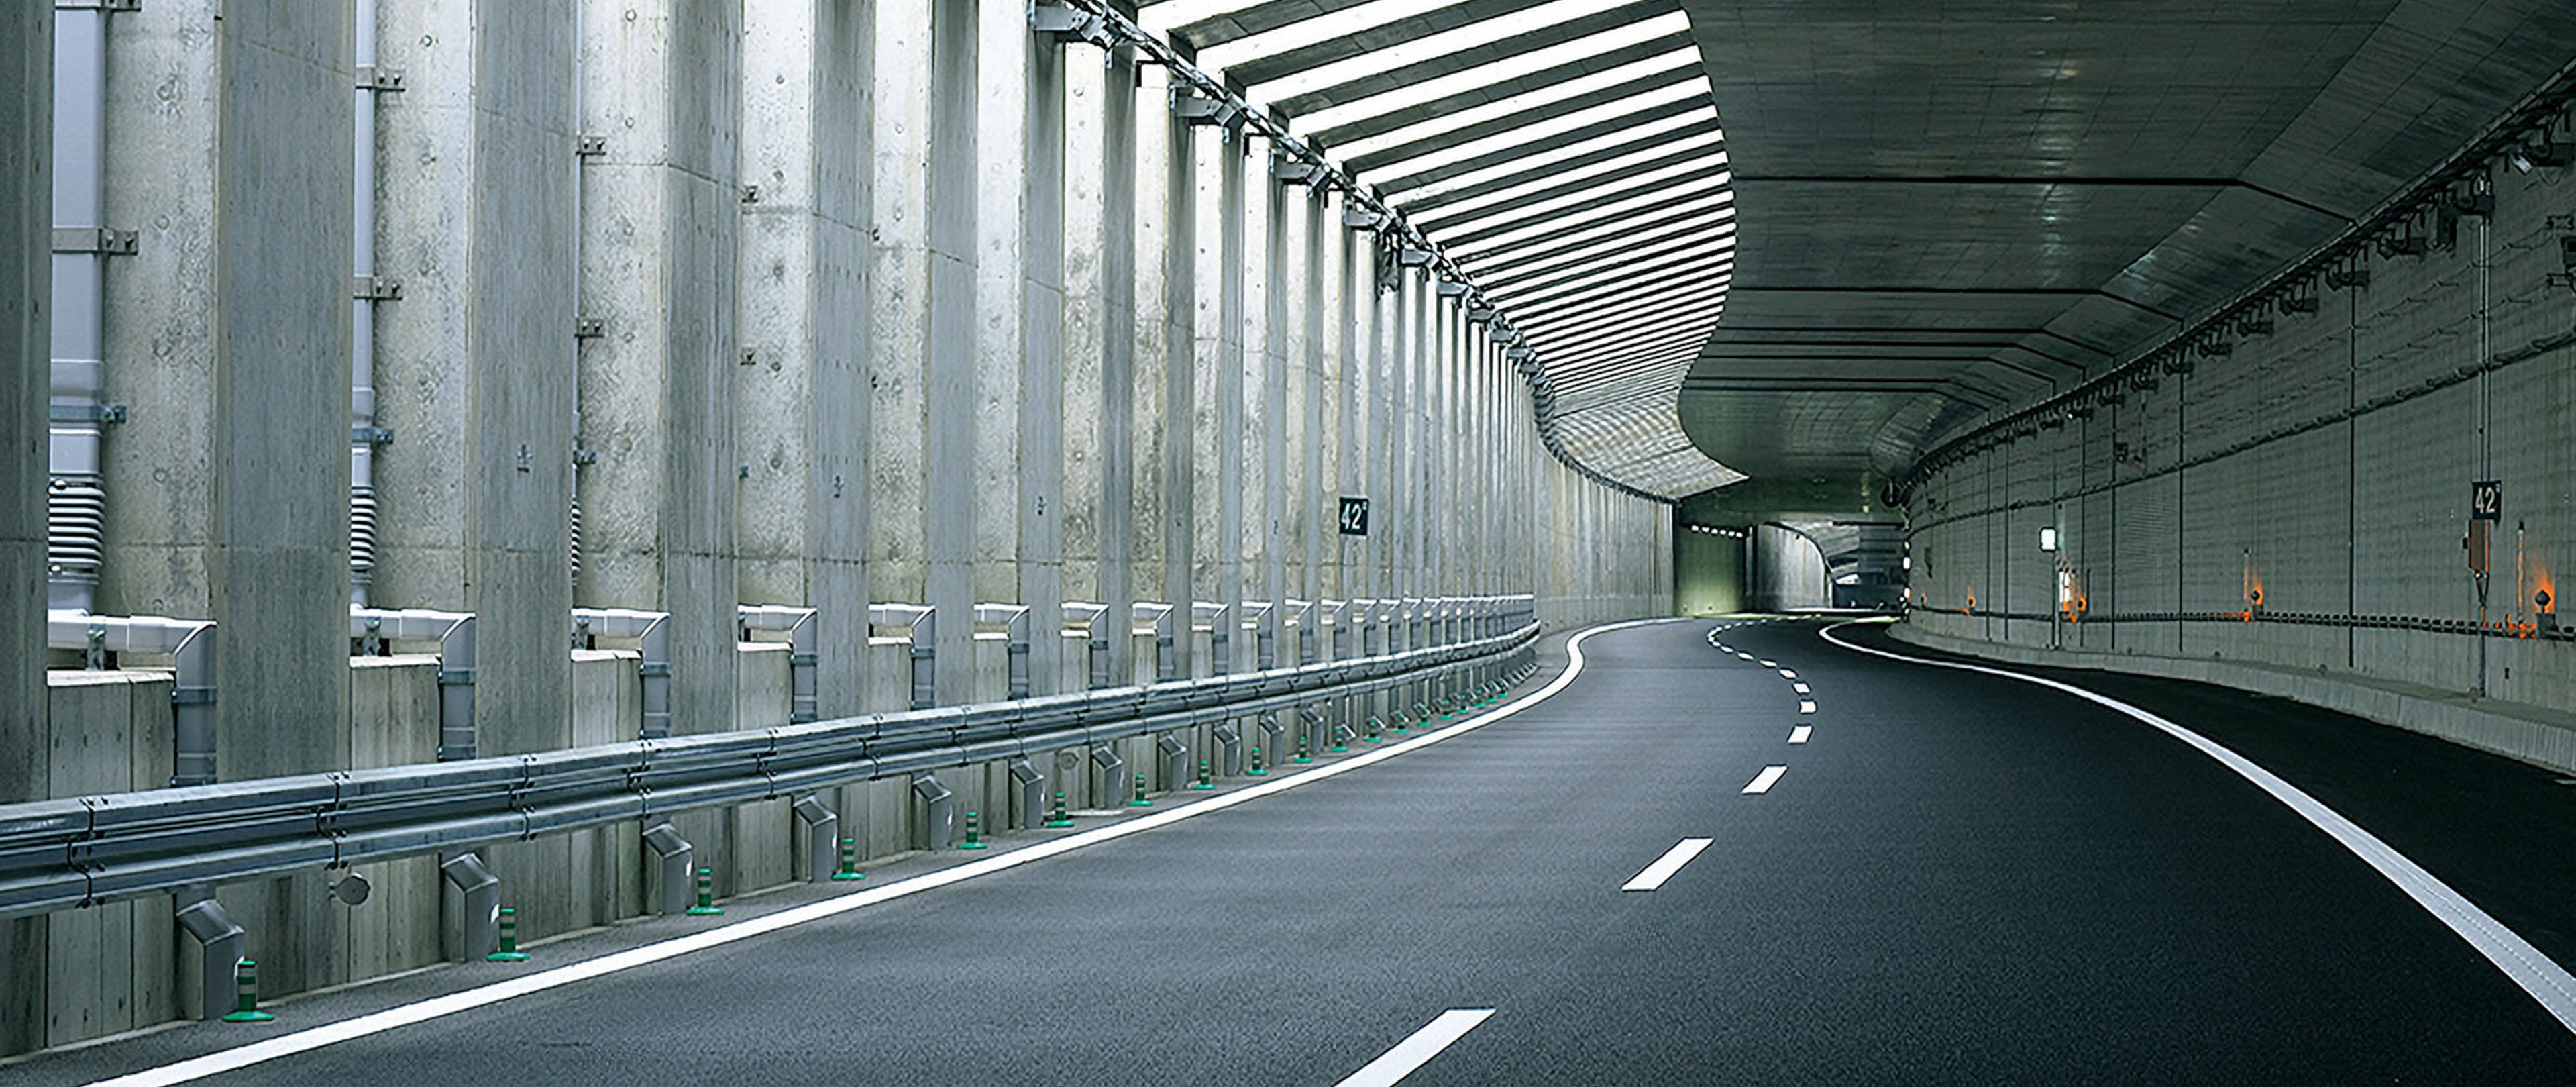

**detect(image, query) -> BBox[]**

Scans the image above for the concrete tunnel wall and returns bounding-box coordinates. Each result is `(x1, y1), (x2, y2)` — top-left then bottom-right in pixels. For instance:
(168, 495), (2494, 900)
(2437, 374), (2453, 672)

(0, 1), (1670, 1055)
(1902, 158), (2576, 774)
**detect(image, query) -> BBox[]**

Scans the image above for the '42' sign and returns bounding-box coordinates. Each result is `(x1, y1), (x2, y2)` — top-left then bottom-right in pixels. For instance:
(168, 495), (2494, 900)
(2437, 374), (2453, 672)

(1338, 496), (1370, 537)
(2471, 480), (2502, 521)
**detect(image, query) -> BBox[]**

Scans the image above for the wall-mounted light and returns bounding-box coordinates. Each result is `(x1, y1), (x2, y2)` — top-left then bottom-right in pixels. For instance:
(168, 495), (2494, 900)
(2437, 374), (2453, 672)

(2038, 526), (2058, 552)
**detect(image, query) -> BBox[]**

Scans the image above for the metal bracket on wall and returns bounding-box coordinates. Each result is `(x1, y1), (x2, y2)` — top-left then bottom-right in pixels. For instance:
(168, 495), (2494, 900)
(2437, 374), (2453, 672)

(352, 276), (403, 301)
(54, 0), (142, 11)
(52, 227), (136, 256)
(576, 135), (608, 157)
(575, 318), (606, 339)
(50, 403), (126, 425)
(354, 425), (394, 446)
(354, 66), (407, 92)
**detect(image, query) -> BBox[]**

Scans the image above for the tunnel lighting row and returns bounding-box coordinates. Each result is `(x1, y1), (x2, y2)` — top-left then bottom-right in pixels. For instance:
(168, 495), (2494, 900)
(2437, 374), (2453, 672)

(1072, 0), (1742, 501)
(1684, 523), (1748, 540)
(1888, 77), (2576, 506)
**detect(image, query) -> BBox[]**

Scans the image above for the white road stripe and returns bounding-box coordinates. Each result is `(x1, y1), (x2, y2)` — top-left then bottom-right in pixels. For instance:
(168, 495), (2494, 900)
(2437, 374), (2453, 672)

(1820, 621), (2576, 1038)
(1799, 700), (1816, 714)
(1737, 652), (1754, 660)
(1788, 725), (1812, 744)
(1621, 838), (1714, 892)
(1759, 659), (1777, 668)
(77, 623), (1678, 1087)
(1743, 765), (1787, 794)
(1778, 669), (1796, 678)
(1793, 682), (1810, 694)
(1335, 1008), (1497, 1087)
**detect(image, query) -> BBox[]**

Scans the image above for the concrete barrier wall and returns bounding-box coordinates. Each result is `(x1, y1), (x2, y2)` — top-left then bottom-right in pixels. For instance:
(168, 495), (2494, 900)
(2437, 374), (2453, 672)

(1903, 158), (2575, 768)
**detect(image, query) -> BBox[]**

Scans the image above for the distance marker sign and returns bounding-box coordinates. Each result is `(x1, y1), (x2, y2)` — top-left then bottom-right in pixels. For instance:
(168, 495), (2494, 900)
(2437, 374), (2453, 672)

(1338, 496), (1369, 537)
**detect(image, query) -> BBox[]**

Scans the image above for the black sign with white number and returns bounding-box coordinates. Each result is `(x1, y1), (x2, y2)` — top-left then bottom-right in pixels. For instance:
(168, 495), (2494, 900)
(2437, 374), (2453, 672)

(2471, 480), (2502, 521)
(1338, 496), (1370, 537)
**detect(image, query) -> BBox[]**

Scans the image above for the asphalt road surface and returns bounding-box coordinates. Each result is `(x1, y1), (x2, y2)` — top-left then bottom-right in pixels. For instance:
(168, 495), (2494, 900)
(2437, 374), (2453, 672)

(23, 617), (2576, 1086)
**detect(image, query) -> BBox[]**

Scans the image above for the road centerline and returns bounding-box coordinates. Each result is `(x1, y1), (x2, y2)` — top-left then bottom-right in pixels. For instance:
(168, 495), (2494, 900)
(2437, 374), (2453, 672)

(1621, 837), (1715, 892)
(1788, 725), (1812, 744)
(1334, 1008), (1497, 1087)
(1743, 765), (1788, 794)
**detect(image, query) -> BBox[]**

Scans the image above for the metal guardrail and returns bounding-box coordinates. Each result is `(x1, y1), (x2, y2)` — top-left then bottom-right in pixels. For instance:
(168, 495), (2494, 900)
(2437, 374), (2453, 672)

(1923, 607), (2569, 641)
(0, 615), (1540, 921)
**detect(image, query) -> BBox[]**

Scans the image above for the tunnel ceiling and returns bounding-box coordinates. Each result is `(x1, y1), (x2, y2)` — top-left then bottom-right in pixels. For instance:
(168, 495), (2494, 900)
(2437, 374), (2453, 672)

(1674, 0), (2576, 503)
(1138, 0), (1746, 499)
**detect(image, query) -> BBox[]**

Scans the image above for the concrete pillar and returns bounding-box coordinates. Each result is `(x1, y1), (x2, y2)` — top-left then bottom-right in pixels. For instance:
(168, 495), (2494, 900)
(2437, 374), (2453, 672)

(1059, 49), (1104, 614)
(869, 1), (931, 614)
(1152, 81), (1196, 670)
(577, 0), (740, 733)
(1257, 147), (1289, 649)
(922, 1), (978, 705)
(1195, 121), (1242, 667)
(1296, 185), (1324, 606)
(374, 0), (578, 756)
(736, 0), (873, 718)
(999, 8), (1067, 694)
(1, 3), (46, 809)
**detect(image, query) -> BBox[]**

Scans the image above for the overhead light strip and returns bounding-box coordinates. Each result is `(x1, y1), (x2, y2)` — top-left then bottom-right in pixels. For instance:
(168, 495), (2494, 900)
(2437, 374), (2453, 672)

(1293, 13), (1694, 135)
(1384, 107), (1716, 203)
(1248, 0), (1655, 108)
(1330, 47), (1704, 160)
(1424, 157), (1727, 240)
(1446, 171), (1731, 258)
(1194, 0), (1477, 75)
(1358, 78), (1711, 188)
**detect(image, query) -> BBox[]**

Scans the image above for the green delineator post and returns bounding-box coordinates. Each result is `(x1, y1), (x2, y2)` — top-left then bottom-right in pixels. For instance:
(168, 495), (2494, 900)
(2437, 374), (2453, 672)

(1328, 728), (1349, 754)
(833, 837), (866, 880)
(1293, 733), (1313, 764)
(1043, 791), (1076, 828)
(488, 907), (531, 962)
(221, 958), (274, 1023)
(1193, 758), (1216, 790)
(686, 867), (724, 915)
(1364, 716), (1384, 743)
(1392, 712), (1411, 735)
(958, 810), (989, 849)
(1129, 774), (1152, 807)
(1247, 746), (1267, 776)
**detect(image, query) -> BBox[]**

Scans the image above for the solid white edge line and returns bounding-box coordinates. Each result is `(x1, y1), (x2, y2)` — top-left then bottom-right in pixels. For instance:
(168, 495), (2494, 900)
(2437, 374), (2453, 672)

(1620, 837), (1715, 892)
(87, 619), (1684, 1087)
(1334, 1008), (1498, 1087)
(1818, 621), (2576, 1037)
(1788, 725), (1812, 744)
(1742, 765), (1787, 794)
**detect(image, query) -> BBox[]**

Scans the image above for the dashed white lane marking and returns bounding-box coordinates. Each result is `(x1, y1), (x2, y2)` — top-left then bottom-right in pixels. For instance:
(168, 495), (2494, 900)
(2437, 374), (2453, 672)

(1819, 621), (2576, 1038)
(1788, 725), (1813, 744)
(1621, 838), (1715, 892)
(1743, 766), (1788, 794)
(1737, 652), (1754, 661)
(1759, 659), (1777, 668)
(79, 623), (1680, 1087)
(1793, 682), (1811, 694)
(1778, 669), (1796, 678)
(1335, 1008), (1497, 1087)
(1798, 700), (1817, 715)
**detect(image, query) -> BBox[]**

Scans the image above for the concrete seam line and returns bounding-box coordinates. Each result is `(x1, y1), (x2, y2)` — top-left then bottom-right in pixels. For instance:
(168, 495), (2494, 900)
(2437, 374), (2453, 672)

(1819, 620), (2576, 1037)
(80, 617), (1680, 1087)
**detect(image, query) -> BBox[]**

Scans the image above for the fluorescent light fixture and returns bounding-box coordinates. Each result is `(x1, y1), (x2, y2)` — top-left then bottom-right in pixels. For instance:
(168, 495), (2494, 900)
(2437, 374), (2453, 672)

(1385, 108), (1716, 202)
(1294, 13), (1695, 136)
(1445, 171), (1731, 258)
(1195, 0), (1477, 76)
(1358, 78), (1711, 188)
(1422, 157), (1727, 239)
(1330, 48), (1703, 160)
(2039, 527), (2058, 552)
(1246, 0), (1639, 107)
(1413, 136), (1727, 226)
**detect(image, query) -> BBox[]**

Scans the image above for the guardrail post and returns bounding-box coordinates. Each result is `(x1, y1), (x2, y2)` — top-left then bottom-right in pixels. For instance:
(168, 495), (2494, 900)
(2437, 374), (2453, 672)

(976, 604), (1033, 698)
(739, 605), (822, 723)
(791, 794), (838, 884)
(1008, 758), (1046, 830)
(1061, 601), (1112, 689)
(1134, 602), (1175, 681)
(910, 773), (954, 850)
(641, 823), (695, 916)
(1089, 744), (1125, 809)
(176, 896), (246, 1021)
(1193, 601), (1230, 676)
(439, 852), (501, 960)
(1155, 732), (1187, 790)
(1212, 721), (1242, 776)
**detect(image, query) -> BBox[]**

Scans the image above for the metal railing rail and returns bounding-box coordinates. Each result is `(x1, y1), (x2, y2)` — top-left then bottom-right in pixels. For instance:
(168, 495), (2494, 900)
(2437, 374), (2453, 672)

(0, 618), (1540, 921)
